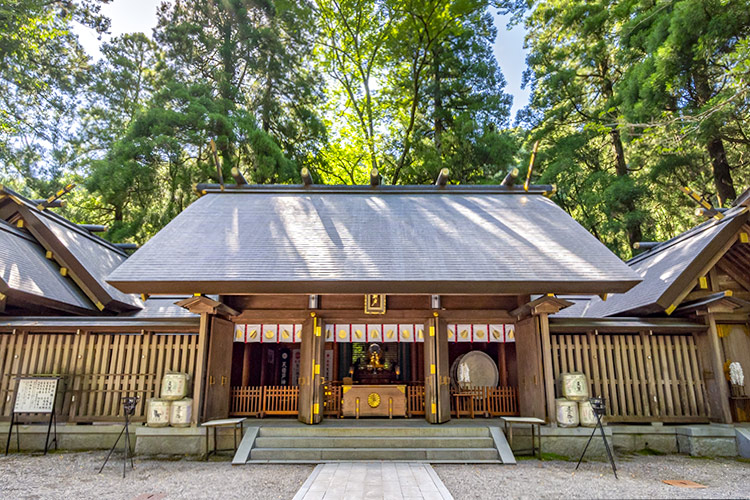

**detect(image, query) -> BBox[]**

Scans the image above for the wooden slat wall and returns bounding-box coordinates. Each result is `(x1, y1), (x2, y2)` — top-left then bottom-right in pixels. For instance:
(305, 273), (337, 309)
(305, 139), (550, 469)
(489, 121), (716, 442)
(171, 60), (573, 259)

(551, 333), (708, 422)
(0, 331), (199, 422)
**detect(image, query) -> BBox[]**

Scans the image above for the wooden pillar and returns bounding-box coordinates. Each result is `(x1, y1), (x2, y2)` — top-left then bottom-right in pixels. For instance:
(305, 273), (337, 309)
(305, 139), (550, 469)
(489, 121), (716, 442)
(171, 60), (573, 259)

(515, 317), (545, 419)
(411, 342), (418, 382)
(538, 313), (557, 424)
(192, 313), (210, 424)
(298, 315), (326, 424)
(202, 316), (234, 421)
(694, 314), (732, 423)
(241, 343), (252, 386)
(498, 343), (508, 387)
(424, 315), (450, 423)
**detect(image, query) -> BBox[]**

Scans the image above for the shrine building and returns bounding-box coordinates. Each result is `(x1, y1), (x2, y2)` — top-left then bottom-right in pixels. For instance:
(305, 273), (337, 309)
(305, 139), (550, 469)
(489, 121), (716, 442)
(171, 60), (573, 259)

(106, 180), (640, 424)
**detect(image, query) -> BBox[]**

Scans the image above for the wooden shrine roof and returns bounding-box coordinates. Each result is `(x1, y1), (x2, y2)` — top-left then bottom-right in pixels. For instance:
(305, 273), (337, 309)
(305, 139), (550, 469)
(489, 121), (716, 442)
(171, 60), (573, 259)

(558, 204), (750, 317)
(108, 184), (641, 295)
(0, 185), (142, 314)
(0, 219), (94, 314)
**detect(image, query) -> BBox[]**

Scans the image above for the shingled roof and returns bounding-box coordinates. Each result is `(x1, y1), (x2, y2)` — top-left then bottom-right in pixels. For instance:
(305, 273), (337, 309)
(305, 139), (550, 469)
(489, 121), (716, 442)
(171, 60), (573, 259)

(0, 185), (142, 314)
(108, 184), (641, 295)
(0, 220), (94, 314)
(558, 204), (750, 317)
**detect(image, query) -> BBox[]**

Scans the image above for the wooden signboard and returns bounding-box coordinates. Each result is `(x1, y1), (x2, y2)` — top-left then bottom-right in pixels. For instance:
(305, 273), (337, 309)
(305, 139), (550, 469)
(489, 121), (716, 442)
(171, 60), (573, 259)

(14, 378), (59, 413)
(5, 377), (61, 455)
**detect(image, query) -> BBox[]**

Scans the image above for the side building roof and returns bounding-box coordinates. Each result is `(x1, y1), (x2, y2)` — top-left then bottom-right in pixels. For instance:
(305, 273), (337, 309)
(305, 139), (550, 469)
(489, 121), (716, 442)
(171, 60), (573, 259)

(0, 220), (94, 314)
(0, 185), (142, 314)
(558, 204), (750, 317)
(108, 184), (641, 295)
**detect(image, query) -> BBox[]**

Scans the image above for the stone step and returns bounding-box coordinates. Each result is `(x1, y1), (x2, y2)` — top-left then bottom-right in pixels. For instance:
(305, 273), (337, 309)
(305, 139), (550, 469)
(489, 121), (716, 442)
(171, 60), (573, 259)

(250, 447), (500, 461)
(257, 426), (491, 438)
(245, 459), (504, 464)
(254, 436), (496, 449)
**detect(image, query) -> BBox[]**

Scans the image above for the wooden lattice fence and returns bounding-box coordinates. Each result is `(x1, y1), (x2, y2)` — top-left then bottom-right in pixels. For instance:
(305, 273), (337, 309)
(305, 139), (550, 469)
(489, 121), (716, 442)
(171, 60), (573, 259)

(551, 332), (709, 422)
(0, 331), (199, 422)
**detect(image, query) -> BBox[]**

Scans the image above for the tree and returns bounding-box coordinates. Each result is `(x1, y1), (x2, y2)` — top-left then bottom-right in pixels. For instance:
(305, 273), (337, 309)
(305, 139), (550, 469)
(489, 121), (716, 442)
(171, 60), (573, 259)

(515, 0), (646, 253)
(620, 0), (750, 205)
(0, 0), (109, 195)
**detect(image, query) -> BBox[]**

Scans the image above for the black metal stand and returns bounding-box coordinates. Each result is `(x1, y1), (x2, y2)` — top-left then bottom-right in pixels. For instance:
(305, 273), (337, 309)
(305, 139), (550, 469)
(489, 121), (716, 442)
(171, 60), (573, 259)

(98, 397), (137, 478)
(575, 398), (617, 479)
(5, 399), (58, 456)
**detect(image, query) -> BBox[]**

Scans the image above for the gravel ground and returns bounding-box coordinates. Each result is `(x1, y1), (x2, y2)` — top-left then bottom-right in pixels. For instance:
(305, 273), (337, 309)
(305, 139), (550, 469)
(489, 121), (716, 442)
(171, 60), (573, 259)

(1, 452), (748, 499)
(435, 455), (750, 500)
(0, 451), (313, 500)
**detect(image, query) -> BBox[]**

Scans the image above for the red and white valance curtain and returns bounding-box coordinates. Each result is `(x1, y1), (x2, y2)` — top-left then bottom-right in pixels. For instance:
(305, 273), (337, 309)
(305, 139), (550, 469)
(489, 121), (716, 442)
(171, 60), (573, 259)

(234, 323), (515, 343)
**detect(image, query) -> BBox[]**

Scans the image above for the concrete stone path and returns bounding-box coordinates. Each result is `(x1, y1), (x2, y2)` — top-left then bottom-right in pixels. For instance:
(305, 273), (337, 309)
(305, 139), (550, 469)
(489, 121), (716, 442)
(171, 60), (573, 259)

(292, 462), (454, 500)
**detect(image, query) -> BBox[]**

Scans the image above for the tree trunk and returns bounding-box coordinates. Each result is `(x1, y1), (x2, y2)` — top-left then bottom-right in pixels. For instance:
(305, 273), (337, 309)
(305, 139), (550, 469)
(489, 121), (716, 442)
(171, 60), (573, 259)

(707, 137), (736, 205)
(610, 128), (642, 248)
(432, 47), (443, 156)
(694, 68), (736, 204)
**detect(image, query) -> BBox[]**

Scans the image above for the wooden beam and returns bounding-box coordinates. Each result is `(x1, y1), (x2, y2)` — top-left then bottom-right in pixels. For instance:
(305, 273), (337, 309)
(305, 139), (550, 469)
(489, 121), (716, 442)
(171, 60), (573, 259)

(660, 225), (745, 313)
(78, 224), (107, 233)
(32, 199), (65, 208)
(37, 184), (74, 211)
(15, 204), (113, 311)
(369, 168), (380, 187)
(511, 295), (574, 320)
(697, 313), (733, 423)
(538, 313), (556, 424)
(301, 167), (313, 186)
(192, 312), (210, 424)
(175, 296), (239, 317)
(435, 168), (450, 187)
(501, 168), (519, 187)
(230, 167), (248, 185)
(717, 259), (750, 293)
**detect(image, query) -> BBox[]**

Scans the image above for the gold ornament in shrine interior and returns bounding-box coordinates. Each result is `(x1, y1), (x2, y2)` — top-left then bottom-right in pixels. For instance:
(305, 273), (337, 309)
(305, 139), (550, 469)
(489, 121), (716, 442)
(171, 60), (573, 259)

(367, 392), (381, 408)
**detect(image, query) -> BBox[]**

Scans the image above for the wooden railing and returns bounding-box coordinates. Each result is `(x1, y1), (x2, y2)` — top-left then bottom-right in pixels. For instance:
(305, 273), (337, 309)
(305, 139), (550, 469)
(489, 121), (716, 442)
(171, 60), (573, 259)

(0, 331), (199, 422)
(450, 386), (519, 417)
(551, 332), (709, 422)
(230, 386), (263, 416)
(324, 384), (342, 417)
(407, 384), (425, 416)
(263, 386), (298, 416)
(230, 386), (299, 417)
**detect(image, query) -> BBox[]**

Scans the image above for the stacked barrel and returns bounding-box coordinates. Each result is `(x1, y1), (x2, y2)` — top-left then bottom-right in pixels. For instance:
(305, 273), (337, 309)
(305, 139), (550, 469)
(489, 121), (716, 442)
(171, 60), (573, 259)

(147, 372), (193, 427)
(556, 372), (597, 427)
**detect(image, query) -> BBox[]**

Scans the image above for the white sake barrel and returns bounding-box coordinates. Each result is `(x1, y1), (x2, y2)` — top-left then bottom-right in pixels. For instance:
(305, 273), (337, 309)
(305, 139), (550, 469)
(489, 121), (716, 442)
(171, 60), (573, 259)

(561, 372), (589, 401)
(578, 400), (597, 427)
(161, 372), (189, 400)
(147, 398), (171, 427)
(556, 398), (579, 427)
(170, 398), (192, 427)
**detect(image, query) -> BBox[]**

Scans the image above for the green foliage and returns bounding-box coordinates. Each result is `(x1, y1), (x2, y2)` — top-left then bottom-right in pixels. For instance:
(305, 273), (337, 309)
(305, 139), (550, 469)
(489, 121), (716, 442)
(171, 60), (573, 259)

(2, 0), (749, 256)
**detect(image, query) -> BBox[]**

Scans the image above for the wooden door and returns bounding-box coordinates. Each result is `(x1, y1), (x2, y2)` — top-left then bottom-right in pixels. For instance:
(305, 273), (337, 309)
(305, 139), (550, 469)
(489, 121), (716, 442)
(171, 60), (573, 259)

(298, 316), (326, 424)
(515, 317), (545, 419)
(424, 317), (450, 423)
(202, 316), (234, 421)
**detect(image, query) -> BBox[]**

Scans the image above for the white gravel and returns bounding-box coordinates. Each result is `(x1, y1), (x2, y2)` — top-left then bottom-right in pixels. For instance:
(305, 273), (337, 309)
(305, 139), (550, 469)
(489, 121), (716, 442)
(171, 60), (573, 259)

(434, 455), (750, 499)
(1, 452), (748, 499)
(0, 451), (313, 500)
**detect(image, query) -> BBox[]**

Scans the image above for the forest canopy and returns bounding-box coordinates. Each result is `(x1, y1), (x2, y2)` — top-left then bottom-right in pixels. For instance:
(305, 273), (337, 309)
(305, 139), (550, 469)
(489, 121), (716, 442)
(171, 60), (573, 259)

(2, 0), (749, 258)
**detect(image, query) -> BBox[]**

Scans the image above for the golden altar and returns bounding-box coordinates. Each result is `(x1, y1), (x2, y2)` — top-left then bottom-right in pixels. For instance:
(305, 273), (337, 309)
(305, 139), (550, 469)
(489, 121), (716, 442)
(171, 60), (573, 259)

(342, 385), (407, 418)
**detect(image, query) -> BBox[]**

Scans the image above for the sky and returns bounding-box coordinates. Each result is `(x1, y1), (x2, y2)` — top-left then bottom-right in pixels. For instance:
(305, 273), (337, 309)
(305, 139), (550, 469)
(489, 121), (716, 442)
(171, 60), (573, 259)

(75, 1), (530, 118)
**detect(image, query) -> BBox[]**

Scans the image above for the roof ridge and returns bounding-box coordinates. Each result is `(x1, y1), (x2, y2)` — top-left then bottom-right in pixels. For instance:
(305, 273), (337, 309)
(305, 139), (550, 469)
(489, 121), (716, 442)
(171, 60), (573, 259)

(0, 185), (128, 257)
(627, 206), (748, 265)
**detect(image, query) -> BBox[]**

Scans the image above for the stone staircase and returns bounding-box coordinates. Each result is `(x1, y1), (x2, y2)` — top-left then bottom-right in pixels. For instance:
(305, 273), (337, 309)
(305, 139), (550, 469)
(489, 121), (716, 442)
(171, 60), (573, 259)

(233, 425), (515, 464)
